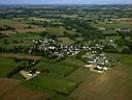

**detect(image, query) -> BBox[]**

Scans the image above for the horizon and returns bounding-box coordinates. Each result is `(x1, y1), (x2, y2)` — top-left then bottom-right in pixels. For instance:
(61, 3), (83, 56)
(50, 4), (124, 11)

(0, 0), (132, 5)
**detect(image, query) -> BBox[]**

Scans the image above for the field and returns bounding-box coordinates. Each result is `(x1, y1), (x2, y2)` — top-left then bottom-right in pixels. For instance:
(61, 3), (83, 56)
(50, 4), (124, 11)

(0, 5), (132, 100)
(46, 27), (65, 36)
(57, 37), (75, 44)
(93, 21), (132, 29)
(0, 19), (46, 34)
(36, 59), (77, 77)
(0, 33), (44, 49)
(0, 57), (18, 77)
(91, 18), (132, 35)
(0, 78), (48, 100)
(67, 53), (132, 100)
(0, 78), (20, 96)
(23, 75), (78, 95)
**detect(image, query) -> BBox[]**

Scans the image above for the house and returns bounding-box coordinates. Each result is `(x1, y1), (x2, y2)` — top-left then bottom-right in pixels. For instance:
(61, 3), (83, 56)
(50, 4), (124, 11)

(20, 69), (40, 80)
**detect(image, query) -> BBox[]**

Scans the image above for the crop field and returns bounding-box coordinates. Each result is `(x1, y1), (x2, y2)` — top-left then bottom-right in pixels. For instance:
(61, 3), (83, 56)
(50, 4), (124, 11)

(61, 57), (85, 68)
(0, 78), (20, 96)
(35, 59), (77, 77)
(23, 75), (78, 95)
(0, 78), (48, 100)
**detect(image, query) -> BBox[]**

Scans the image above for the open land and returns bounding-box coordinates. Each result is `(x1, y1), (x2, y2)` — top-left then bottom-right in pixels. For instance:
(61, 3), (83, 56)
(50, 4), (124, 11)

(0, 5), (132, 100)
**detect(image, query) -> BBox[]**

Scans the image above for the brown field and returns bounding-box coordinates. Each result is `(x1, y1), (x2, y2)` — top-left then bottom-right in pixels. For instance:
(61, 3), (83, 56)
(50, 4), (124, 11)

(0, 78), (49, 100)
(68, 66), (132, 100)
(0, 53), (42, 61)
(1, 87), (49, 100)
(0, 78), (20, 96)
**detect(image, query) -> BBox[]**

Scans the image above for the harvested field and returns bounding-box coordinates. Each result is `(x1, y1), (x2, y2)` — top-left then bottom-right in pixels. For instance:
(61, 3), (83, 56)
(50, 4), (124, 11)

(1, 87), (49, 100)
(69, 66), (132, 100)
(0, 78), (20, 96)
(0, 78), (49, 100)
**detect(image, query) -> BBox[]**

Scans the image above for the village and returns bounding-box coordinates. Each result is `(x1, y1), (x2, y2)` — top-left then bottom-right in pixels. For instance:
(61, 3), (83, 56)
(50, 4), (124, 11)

(20, 38), (113, 79)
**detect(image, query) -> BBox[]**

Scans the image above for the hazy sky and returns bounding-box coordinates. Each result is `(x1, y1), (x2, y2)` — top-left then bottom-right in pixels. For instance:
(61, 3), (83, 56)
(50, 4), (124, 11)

(0, 0), (131, 5)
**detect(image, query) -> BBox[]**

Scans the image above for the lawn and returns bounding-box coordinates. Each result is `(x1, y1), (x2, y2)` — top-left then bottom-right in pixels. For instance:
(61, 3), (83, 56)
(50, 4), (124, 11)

(23, 74), (78, 95)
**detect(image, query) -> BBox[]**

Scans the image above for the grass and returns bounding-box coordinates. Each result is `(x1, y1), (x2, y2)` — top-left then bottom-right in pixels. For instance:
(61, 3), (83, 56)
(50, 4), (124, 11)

(0, 57), (18, 77)
(66, 68), (94, 82)
(57, 37), (74, 44)
(61, 57), (85, 68)
(46, 27), (65, 36)
(23, 74), (78, 95)
(35, 59), (76, 77)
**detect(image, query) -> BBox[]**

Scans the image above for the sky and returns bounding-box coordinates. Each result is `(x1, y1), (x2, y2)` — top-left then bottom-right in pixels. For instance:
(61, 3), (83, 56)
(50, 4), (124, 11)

(0, 0), (131, 5)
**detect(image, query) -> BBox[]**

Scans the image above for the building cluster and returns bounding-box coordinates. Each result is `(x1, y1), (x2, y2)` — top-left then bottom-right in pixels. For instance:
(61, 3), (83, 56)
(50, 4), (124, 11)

(29, 39), (90, 58)
(20, 68), (40, 80)
(84, 49), (111, 73)
(28, 38), (112, 73)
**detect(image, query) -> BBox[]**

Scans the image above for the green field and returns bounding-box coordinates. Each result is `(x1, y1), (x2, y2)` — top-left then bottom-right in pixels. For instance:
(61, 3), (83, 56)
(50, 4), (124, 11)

(24, 74), (78, 95)
(0, 57), (18, 77)
(92, 21), (132, 29)
(35, 59), (77, 77)
(57, 37), (74, 44)
(46, 27), (65, 36)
